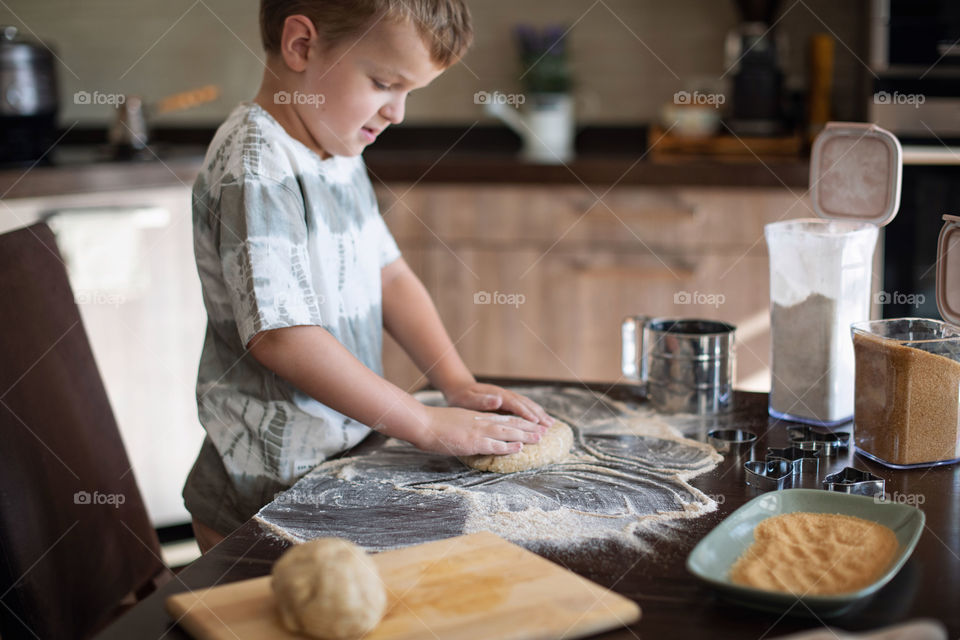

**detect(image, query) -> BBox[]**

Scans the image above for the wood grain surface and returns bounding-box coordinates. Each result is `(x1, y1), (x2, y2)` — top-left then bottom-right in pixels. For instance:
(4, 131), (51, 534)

(165, 532), (641, 640)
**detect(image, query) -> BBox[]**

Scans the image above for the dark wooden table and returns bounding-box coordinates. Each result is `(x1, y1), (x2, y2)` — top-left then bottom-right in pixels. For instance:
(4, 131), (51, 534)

(97, 385), (960, 639)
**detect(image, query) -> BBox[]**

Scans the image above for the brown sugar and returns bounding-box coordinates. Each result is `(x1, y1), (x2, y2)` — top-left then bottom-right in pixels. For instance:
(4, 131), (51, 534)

(730, 513), (898, 595)
(853, 331), (960, 466)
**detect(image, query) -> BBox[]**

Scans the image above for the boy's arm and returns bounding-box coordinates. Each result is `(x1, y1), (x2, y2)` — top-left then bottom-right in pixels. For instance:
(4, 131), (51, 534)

(381, 258), (552, 426)
(247, 325), (545, 456)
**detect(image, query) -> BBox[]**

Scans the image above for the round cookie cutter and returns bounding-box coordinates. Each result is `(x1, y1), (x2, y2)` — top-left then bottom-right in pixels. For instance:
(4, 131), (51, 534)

(707, 429), (757, 452)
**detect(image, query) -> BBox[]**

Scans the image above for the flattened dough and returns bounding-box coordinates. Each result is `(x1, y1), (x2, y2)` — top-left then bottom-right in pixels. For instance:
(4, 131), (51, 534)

(271, 538), (386, 640)
(462, 420), (573, 473)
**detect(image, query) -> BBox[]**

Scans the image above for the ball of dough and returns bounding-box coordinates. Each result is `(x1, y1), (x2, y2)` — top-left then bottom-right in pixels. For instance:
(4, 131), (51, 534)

(271, 538), (386, 640)
(462, 419), (573, 473)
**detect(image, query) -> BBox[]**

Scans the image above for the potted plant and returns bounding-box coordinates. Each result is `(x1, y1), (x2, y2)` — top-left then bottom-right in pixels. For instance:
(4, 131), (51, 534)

(483, 24), (575, 163)
(515, 24), (572, 95)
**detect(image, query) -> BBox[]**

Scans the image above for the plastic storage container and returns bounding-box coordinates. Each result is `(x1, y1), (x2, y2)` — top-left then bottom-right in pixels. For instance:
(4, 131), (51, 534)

(765, 123), (902, 426)
(851, 319), (960, 468)
(766, 219), (877, 425)
(851, 214), (960, 468)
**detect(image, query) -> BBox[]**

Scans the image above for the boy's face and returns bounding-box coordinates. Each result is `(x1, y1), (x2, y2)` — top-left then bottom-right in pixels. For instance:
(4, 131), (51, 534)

(290, 19), (445, 158)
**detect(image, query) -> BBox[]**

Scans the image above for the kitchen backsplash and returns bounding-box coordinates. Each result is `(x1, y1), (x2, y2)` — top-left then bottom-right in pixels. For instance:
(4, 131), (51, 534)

(1, 0), (868, 127)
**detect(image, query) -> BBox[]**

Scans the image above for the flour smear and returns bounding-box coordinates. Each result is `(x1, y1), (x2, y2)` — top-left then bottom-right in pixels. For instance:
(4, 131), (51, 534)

(255, 386), (722, 553)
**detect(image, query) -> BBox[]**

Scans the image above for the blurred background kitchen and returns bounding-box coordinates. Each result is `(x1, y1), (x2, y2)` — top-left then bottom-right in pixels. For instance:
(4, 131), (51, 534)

(2, 0), (867, 129)
(2, 0), (957, 565)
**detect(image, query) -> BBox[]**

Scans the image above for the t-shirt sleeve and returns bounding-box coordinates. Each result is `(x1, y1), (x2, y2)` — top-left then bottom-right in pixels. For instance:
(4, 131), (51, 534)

(376, 214), (401, 269)
(217, 174), (324, 346)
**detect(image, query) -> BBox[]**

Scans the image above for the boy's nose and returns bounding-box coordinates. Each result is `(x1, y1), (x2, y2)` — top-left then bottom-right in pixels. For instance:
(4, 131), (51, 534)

(381, 96), (405, 125)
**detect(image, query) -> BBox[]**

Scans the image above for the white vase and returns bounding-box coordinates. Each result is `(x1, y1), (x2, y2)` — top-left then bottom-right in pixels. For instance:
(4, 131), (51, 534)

(484, 92), (575, 164)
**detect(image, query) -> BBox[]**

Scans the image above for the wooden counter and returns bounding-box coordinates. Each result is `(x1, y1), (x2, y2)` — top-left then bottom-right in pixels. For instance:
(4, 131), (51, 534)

(0, 149), (808, 200)
(95, 382), (959, 640)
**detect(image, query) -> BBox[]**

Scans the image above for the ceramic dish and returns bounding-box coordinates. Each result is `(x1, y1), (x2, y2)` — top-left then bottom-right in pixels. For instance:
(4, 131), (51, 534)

(686, 489), (925, 617)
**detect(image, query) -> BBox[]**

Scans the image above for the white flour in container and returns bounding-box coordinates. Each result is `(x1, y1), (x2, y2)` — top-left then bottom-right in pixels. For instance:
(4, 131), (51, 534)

(770, 292), (866, 423)
(771, 293), (839, 420)
(255, 387), (721, 553)
(765, 220), (876, 424)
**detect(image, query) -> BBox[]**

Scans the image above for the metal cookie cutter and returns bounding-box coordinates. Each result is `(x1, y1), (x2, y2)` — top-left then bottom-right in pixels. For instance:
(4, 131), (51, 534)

(707, 429), (757, 454)
(787, 425), (851, 456)
(822, 467), (885, 498)
(744, 459), (793, 491)
(766, 446), (821, 476)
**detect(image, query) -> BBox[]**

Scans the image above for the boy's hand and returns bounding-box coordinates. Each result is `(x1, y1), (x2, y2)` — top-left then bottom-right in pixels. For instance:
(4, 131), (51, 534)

(416, 406), (546, 456)
(443, 382), (555, 427)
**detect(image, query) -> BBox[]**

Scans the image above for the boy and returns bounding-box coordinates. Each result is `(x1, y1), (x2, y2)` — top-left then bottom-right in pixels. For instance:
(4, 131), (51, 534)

(184, 0), (553, 552)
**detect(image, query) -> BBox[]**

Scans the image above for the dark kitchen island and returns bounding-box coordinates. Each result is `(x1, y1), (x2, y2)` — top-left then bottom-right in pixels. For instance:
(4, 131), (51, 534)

(96, 382), (960, 639)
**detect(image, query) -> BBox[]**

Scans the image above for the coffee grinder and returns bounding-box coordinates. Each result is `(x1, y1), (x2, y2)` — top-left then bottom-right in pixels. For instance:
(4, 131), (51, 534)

(725, 0), (785, 136)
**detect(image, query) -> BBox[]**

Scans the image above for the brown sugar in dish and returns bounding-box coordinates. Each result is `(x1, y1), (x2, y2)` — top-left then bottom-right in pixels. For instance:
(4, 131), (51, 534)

(853, 331), (960, 466)
(730, 513), (898, 595)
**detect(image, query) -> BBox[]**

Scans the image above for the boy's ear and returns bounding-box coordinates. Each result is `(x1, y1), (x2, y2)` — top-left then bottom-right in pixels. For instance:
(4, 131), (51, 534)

(279, 14), (318, 73)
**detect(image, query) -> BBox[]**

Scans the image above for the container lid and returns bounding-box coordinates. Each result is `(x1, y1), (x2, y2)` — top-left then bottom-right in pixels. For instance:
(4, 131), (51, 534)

(937, 214), (960, 326)
(809, 122), (902, 226)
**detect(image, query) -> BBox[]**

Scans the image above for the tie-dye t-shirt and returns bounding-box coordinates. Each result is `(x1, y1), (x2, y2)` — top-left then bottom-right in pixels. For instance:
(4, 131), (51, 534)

(183, 102), (400, 532)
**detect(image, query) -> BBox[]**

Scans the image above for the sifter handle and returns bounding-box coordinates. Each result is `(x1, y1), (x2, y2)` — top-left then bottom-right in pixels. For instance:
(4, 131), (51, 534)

(621, 316), (650, 382)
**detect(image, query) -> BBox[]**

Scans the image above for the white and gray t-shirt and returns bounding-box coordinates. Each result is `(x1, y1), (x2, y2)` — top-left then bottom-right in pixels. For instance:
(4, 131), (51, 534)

(184, 102), (400, 531)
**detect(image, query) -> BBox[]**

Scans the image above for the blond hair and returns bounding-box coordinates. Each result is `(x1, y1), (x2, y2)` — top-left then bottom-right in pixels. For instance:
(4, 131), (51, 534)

(260, 0), (473, 68)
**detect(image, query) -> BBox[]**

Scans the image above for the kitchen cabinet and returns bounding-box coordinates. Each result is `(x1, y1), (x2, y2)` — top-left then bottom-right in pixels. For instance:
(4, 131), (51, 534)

(377, 184), (817, 393)
(0, 176), (822, 526)
(2, 186), (205, 527)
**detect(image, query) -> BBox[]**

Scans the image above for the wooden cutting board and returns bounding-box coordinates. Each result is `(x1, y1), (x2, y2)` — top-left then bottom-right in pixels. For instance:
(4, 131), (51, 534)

(165, 531), (641, 640)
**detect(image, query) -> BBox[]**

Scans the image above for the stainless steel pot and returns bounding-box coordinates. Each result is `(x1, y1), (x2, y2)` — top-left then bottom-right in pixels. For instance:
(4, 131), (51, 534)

(0, 25), (59, 164)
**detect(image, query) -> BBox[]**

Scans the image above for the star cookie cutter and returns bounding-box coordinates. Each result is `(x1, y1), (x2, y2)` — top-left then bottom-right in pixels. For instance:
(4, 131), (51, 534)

(787, 425), (851, 456)
(766, 445), (821, 476)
